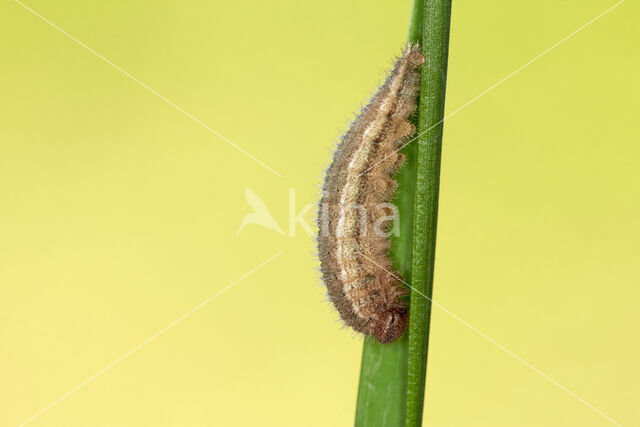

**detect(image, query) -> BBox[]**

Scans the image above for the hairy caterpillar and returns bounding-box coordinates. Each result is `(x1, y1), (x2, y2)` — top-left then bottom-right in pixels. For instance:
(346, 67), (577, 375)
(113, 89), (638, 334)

(318, 44), (424, 343)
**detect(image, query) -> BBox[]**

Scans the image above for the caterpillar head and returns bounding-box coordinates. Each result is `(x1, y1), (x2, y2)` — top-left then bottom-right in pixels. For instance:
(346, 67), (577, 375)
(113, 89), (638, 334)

(373, 308), (408, 344)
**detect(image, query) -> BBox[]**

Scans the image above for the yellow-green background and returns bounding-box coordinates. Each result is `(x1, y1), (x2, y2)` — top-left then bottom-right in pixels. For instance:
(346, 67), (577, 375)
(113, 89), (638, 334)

(1, 1), (637, 425)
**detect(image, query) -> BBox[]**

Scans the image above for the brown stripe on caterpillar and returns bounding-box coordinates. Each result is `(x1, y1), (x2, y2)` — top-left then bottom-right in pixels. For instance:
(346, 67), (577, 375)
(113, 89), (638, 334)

(318, 44), (424, 344)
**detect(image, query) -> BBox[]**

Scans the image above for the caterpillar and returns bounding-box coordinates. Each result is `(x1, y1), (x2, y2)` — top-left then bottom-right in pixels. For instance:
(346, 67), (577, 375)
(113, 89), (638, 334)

(318, 44), (424, 343)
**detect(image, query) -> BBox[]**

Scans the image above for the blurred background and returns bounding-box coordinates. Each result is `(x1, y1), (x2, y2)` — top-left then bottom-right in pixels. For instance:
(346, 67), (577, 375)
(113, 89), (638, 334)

(1, 0), (638, 425)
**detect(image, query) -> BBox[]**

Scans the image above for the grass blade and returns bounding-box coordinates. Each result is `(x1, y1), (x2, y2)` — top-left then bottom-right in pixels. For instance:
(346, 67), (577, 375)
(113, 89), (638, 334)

(354, 1), (423, 425)
(406, 1), (452, 426)
(355, 334), (408, 426)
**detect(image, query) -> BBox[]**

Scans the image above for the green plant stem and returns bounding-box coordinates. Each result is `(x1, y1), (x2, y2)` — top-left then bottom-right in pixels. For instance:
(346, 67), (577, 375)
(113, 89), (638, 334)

(406, 0), (452, 426)
(354, 2), (424, 426)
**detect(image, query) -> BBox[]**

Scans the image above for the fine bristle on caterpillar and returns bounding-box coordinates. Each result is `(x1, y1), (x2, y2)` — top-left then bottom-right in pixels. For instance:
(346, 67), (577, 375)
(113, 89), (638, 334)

(318, 44), (424, 344)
